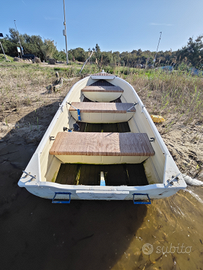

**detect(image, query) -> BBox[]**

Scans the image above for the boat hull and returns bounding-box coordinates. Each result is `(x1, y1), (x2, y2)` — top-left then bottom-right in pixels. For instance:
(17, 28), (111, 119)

(18, 73), (187, 202)
(22, 182), (181, 201)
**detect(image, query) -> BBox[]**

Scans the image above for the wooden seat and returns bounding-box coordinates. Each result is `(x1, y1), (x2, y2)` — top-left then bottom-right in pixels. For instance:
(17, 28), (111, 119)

(69, 102), (136, 113)
(81, 85), (124, 102)
(50, 132), (155, 164)
(82, 85), (124, 93)
(69, 102), (136, 123)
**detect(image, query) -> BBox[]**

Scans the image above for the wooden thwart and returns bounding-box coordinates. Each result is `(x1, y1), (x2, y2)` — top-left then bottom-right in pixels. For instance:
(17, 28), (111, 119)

(69, 102), (136, 113)
(50, 132), (155, 157)
(81, 85), (124, 93)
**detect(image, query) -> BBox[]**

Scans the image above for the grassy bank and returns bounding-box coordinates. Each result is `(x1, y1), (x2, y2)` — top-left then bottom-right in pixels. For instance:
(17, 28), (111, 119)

(103, 65), (203, 130)
(0, 61), (203, 127)
(126, 69), (203, 128)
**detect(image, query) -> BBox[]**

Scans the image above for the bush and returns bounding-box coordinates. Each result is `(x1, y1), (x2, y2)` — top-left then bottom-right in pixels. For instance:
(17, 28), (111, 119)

(34, 57), (41, 63)
(48, 58), (56, 65)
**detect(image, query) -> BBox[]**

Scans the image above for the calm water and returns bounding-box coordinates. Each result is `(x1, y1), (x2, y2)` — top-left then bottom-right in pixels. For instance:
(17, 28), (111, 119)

(111, 187), (203, 270)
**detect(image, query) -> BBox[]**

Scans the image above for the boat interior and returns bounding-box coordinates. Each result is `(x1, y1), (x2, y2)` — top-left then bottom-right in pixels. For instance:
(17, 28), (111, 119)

(53, 120), (149, 186)
(43, 73), (164, 187)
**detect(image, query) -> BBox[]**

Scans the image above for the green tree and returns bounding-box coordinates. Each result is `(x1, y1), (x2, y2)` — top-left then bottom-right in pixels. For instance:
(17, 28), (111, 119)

(42, 39), (57, 60)
(95, 44), (101, 54)
(100, 51), (113, 66)
(176, 35), (203, 68)
(69, 48), (86, 62)
(112, 51), (120, 65)
(53, 50), (67, 61)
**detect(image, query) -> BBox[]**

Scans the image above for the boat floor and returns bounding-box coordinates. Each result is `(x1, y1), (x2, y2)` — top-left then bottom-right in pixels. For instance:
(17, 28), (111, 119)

(55, 163), (148, 186)
(77, 121), (130, 132)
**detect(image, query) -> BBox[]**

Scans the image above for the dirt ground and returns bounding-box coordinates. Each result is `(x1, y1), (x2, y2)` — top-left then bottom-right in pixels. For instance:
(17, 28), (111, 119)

(158, 120), (203, 181)
(0, 65), (203, 269)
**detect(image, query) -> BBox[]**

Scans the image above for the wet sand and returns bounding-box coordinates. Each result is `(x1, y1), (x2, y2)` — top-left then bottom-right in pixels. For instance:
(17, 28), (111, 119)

(1, 138), (203, 270)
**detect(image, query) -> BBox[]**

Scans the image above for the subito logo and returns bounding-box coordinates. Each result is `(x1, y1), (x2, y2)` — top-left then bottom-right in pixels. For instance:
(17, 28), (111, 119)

(142, 243), (154, 255)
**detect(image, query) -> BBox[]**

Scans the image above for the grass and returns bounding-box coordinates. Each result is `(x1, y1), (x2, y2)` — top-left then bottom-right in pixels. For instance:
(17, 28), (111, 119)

(0, 54), (14, 62)
(122, 68), (203, 128)
(0, 61), (78, 120)
(0, 61), (202, 131)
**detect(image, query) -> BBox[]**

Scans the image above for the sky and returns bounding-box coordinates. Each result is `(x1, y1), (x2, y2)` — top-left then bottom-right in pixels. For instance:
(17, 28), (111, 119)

(1, 0), (203, 53)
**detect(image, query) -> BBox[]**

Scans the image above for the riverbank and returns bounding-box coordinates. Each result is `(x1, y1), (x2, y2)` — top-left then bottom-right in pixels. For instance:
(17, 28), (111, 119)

(0, 62), (203, 269)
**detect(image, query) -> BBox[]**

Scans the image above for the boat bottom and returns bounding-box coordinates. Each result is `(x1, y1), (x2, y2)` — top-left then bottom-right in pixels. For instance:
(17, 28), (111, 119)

(77, 121), (130, 132)
(55, 163), (148, 186)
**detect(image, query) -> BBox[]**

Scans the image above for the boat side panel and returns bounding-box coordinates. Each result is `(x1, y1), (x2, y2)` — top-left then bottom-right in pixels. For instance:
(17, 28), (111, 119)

(40, 109), (68, 181)
(128, 117), (162, 184)
(132, 108), (165, 184)
(44, 156), (61, 182)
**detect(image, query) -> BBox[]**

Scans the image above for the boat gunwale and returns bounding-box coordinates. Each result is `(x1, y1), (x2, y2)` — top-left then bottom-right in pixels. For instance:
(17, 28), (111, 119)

(23, 180), (182, 190)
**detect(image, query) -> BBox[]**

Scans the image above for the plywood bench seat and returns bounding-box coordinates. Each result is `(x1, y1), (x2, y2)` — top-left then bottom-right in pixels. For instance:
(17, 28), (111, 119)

(82, 86), (124, 93)
(50, 132), (155, 164)
(81, 85), (124, 102)
(69, 102), (136, 123)
(69, 102), (136, 113)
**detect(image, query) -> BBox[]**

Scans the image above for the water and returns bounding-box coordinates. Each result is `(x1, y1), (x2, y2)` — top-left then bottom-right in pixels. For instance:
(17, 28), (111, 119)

(111, 187), (203, 269)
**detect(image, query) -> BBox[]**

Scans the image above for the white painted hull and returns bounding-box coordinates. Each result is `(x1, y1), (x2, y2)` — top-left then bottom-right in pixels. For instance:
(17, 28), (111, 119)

(21, 182), (180, 201)
(18, 73), (187, 203)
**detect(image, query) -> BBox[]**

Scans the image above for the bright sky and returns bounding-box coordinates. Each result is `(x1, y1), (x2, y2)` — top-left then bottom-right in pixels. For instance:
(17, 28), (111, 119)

(1, 0), (203, 53)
